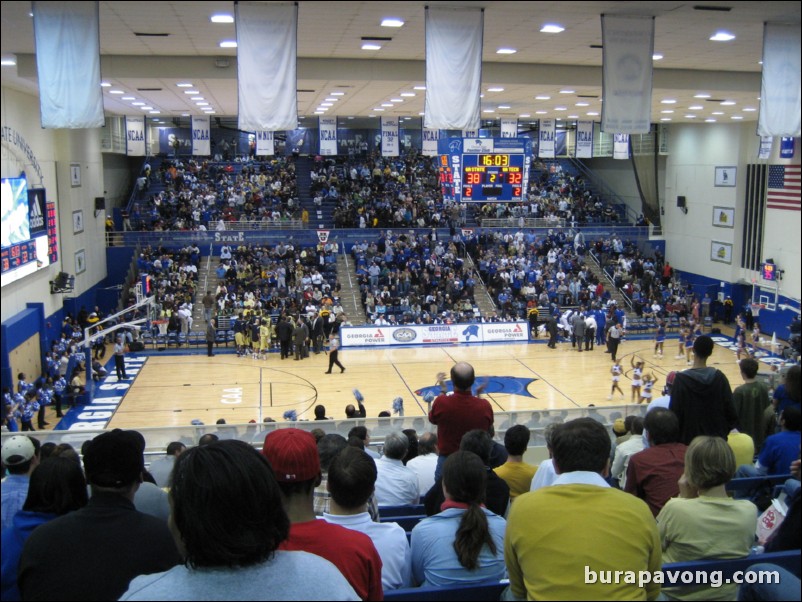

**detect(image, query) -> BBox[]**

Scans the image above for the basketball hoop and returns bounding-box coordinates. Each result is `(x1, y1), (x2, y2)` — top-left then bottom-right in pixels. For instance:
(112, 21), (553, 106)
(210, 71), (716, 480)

(750, 303), (766, 317)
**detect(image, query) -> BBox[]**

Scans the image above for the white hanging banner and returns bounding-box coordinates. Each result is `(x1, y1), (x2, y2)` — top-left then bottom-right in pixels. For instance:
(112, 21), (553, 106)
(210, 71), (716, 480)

(191, 116), (211, 156)
(575, 121), (594, 158)
(381, 117), (399, 157)
(125, 116), (146, 156)
(236, 2), (298, 131)
(500, 118), (518, 138)
(256, 131), (275, 156)
(601, 14), (655, 134)
(538, 119), (556, 158)
(462, 129), (479, 138)
(613, 133), (630, 160)
(758, 23), (801, 137)
(319, 117), (338, 156)
(422, 128), (441, 156)
(32, 1), (104, 128)
(424, 7), (483, 131)
(757, 136), (773, 160)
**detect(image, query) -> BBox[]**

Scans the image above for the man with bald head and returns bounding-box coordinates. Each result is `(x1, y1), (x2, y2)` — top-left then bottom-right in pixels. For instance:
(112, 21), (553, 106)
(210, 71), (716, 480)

(427, 361), (493, 480)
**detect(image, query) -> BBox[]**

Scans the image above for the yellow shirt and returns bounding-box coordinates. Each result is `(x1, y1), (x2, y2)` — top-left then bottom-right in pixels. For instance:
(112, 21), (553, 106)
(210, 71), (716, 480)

(506, 482), (662, 600)
(494, 461), (537, 498)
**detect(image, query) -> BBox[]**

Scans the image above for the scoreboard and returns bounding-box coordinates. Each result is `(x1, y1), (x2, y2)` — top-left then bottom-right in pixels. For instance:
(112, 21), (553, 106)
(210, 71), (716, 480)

(438, 137), (532, 203)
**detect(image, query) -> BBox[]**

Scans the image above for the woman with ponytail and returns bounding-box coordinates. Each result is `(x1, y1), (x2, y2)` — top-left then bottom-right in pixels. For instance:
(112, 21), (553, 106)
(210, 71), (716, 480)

(410, 450), (506, 587)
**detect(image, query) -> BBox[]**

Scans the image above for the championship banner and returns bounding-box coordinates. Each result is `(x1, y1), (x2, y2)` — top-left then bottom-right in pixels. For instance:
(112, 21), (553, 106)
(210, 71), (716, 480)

(538, 119), (555, 158)
(601, 14), (655, 134)
(758, 136), (772, 160)
(422, 128), (441, 156)
(780, 137), (795, 159)
(319, 117), (337, 156)
(191, 116), (211, 156)
(381, 117), (399, 157)
(758, 23), (801, 137)
(255, 131), (275, 156)
(500, 118), (518, 138)
(425, 7), (483, 131)
(613, 133), (630, 160)
(125, 116), (146, 156)
(236, 2), (298, 131)
(575, 121), (594, 158)
(32, 1), (104, 129)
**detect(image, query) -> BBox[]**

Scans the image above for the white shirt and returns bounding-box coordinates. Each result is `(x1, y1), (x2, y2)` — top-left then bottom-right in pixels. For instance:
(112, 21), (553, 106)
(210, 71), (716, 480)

(552, 470), (610, 488)
(406, 453), (438, 496)
(323, 512), (412, 590)
(374, 457), (420, 507)
(530, 458), (558, 491)
(611, 436), (646, 488)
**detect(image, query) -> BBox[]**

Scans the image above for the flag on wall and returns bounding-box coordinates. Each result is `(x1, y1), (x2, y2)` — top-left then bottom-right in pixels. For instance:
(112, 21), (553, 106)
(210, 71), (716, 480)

(32, 1), (104, 128)
(767, 165), (801, 211)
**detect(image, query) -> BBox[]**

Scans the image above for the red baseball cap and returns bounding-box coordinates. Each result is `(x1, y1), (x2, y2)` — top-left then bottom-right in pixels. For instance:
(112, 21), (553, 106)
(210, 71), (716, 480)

(261, 428), (320, 482)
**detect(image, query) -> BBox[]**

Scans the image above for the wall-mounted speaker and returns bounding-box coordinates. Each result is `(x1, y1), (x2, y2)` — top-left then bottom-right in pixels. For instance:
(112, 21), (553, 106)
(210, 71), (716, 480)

(95, 197), (105, 211)
(677, 196), (686, 208)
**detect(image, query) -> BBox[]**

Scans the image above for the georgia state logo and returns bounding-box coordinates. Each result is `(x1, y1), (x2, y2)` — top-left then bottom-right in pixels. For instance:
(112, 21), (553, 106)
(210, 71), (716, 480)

(392, 328), (417, 343)
(448, 139), (462, 153)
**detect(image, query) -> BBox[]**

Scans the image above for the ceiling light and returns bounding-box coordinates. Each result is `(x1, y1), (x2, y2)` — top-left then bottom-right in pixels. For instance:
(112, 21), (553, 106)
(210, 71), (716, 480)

(480, 94), (485, 98)
(712, 111), (724, 115)
(487, 87), (504, 92)
(314, 111), (325, 115)
(743, 107), (757, 112)
(176, 82), (193, 87)
(536, 110), (548, 115)
(519, 114), (531, 118)
(413, 86), (426, 91)
(587, 112), (599, 116)
(373, 108), (385, 111)
(149, 110), (161, 114)
(191, 97), (204, 101)
(321, 103), (333, 107)
(331, 92), (345, 96)
(720, 100), (736, 106)
(559, 89), (575, 94)
(496, 48), (517, 54)
(660, 118), (672, 121)
(705, 118), (717, 122)
(181, 113), (190, 116)
(381, 18), (404, 27)
(576, 102), (589, 107)
(418, 112), (425, 116)
(661, 99), (677, 104)
(211, 14), (234, 23)
(121, 96), (135, 101)
(694, 93), (711, 98)
(390, 99), (403, 103)
(184, 90), (200, 95)
(140, 106), (153, 110)
(362, 43), (382, 50)
(324, 98), (338, 102)
(498, 105), (511, 109)
(483, 109), (495, 113)
(661, 110), (674, 114)
(132, 102), (145, 106)
(555, 106), (567, 111)
(196, 102), (209, 106)
(381, 103), (393, 107)
(710, 31), (735, 41)
(652, 53), (664, 60)
(400, 93), (416, 97)
(109, 90), (124, 94)
(347, 117), (354, 120)
(540, 24), (565, 33)
(204, 111), (216, 115)
(316, 107), (329, 111)
(535, 95), (551, 100)
(731, 115), (744, 120)
(685, 115), (696, 119)
(219, 40), (237, 48)
(100, 82), (111, 87)
(568, 115), (579, 119)
(689, 105), (704, 110)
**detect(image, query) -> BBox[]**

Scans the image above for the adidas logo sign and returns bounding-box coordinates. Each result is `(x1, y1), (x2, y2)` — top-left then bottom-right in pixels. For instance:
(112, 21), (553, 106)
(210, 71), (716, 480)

(29, 198), (44, 229)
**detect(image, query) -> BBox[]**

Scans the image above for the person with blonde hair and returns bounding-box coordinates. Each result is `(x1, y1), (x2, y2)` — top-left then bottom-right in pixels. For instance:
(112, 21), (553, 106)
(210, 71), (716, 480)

(657, 435), (756, 600)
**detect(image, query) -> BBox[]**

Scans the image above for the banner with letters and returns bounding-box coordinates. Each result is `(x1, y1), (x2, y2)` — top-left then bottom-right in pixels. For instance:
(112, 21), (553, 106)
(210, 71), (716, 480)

(125, 116), (146, 156)
(462, 129), (478, 138)
(758, 23), (801, 137)
(319, 117), (337, 156)
(191, 115), (211, 156)
(255, 131), (275, 156)
(422, 128), (441, 156)
(381, 117), (399, 157)
(780, 137), (795, 159)
(613, 133), (630, 160)
(575, 121), (594, 158)
(538, 119), (555, 158)
(758, 136), (772, 160)
(340, 322), (528, 348)
(500, 118), (518, 138)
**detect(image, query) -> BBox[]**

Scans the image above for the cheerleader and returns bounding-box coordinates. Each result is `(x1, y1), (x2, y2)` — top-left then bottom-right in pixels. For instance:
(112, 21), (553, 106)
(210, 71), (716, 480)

(684, 327), (695, 365)
(653, 319), (666, 358)
(630, 357), (644, 402)
(608, 360), (625, 400)
(640, 373), (658, 404)
(675, 322), (687, 359)
(736, 328), (749, 361)
(751, 322), (761, 355)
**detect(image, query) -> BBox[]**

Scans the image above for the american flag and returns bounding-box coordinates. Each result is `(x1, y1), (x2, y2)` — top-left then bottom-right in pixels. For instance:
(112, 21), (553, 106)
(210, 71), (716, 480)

(767, 165), (801, 211)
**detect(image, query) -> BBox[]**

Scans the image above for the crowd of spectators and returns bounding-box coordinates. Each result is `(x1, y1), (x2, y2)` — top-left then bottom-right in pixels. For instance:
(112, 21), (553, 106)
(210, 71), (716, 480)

(127, 157), (298, 231)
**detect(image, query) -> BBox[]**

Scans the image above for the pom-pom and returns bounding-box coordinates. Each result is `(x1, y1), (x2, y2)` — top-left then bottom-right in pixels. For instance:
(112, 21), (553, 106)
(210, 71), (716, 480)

(352, 388), (364, 403)
(423, 391), (436, 404)
(392, 397), (404, 415)
(283, 409), (298, 422)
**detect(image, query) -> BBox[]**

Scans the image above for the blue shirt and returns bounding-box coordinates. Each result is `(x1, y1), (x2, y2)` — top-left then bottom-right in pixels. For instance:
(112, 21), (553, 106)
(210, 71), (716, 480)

(758, 430), (801, 475)
(1, 475), (30, 531)
(410, 507), (506, 587)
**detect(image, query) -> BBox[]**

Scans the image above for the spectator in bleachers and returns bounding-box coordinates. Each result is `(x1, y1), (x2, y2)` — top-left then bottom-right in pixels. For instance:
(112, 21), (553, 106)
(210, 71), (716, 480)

(324, 447), (412, 590)
(493, 425), (538, 499)
(626, 408), (688, 517)
(411, 450), (506, 588)
(735, 406), (801, 478)
(147, 441), (186, 488)
(349, 425), (380, 460)
(1, 436), (40, 530)
(506, 418), (662, 601)
(1, 456), (88, 601)
(18, 429), (180, 601)
(732, 358), (773, 451)
(529, 423), (559, 491)
(261, 428), (383, 601)
(120, 440), (358, 601)
(658, 436), (756, 601)
(406, 432), (438, 498)
(610, 417), (645, 489)
(374, 431), (419, 507)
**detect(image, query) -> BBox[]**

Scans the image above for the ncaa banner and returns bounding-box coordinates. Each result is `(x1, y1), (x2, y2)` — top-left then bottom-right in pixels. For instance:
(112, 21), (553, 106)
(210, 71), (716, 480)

(780, 137), (795, 159)
(758, 136), (772, 160)
(255, 131), (275, 156)
(422, 128), (441, 156)
(125, 116), (146, 156)
(191, 116), (211, 156)
(613, 133), (630, 160)
(319, 117), (338, 156)
(758, 23), (801, 137)
(500, 118), (518, 138)
(575, 121), (594, 158)
(601, 14), (655, 134)
(381, 117), (399, 157)
(538, 119), (555, 158)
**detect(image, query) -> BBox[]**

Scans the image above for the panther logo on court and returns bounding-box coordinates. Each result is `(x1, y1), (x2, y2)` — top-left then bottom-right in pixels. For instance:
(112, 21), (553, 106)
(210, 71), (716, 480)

(462, 324), (480, 341)
(416, 376), (538, 400)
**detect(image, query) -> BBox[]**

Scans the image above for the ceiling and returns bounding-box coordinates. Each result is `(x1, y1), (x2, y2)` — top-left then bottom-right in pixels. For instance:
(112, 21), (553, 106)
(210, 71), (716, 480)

(1, 1), (800, 127)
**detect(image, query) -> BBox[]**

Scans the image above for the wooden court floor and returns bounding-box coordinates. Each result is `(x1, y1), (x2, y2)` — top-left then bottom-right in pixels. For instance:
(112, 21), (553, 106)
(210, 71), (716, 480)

(106, 336), (751, 430)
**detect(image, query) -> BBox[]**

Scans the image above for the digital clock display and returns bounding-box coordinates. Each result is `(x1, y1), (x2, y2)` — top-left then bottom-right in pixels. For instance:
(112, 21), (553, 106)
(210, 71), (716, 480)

(460, 153), (525, 202)
(762, 263), (777, 281)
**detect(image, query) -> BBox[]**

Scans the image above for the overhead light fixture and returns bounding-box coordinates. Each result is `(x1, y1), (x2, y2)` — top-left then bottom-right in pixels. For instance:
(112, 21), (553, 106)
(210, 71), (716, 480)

(381, 18), (404, 27)
(314, 111), (324, 115)
(689, 105), (704, 110)
(575, 102), (589, 107)
(660, 118), (672, 121)
(742, 107), (757, 112)
(498, 105), (511, 109)
(140, 106), (154, 110)
(149, 110), (161, 114)
(132, 102), (145, 106)
(181, 113), (190, 116)
(321, 103), (333, 107)
(487, 87), (504, 92)
(705, 118), (717, 122)
(555, 106), (567, 111)
(496, 48), (517, 54)
(652, 53), (664, 60)
(519, 113), (531, 117)
(720, 100), (736, 106)
(536, 110), (547, 115)
(685, 114), (696, 119)
(535, 95), (551, 100)
(373, 108), (385, 111)
(176, 82), (193, 87)
(712, 111), (724, 115)
(109, 90), (125, 95)
(559, 89), (575, 94)
(362, 43), (382, 50)
(324, 98), (338, 102)
(483, 109), (495, 113)
(184, 90), (200, 95)
(211, 14), (234, 23)
(191, 97), (204, 101)
(196, 102), (209, 106)
(219, 40), (237, 48)
(568, 115), (579, 119)
(121, 96), (136, 101)
(587, 112), (599, 116)
(661, 99), (677, 104)
(694, 93), (711, 98)
(731, 115), (744, 120)
(204, 111), (216, 114)
(418, 112), (425, 116)
(390, 98), (403, 103)
(1, 56), (17, 66)
(540, 24), (565, 33)
(400, 92), (416, 97)
(413, 85), (426, 90)
(381, 103), (393, 107)
(661, 110), (674, 114)
(331, 92), (345, 96)
(100, 82), (111, 87)
(710, 31), (735, 41)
